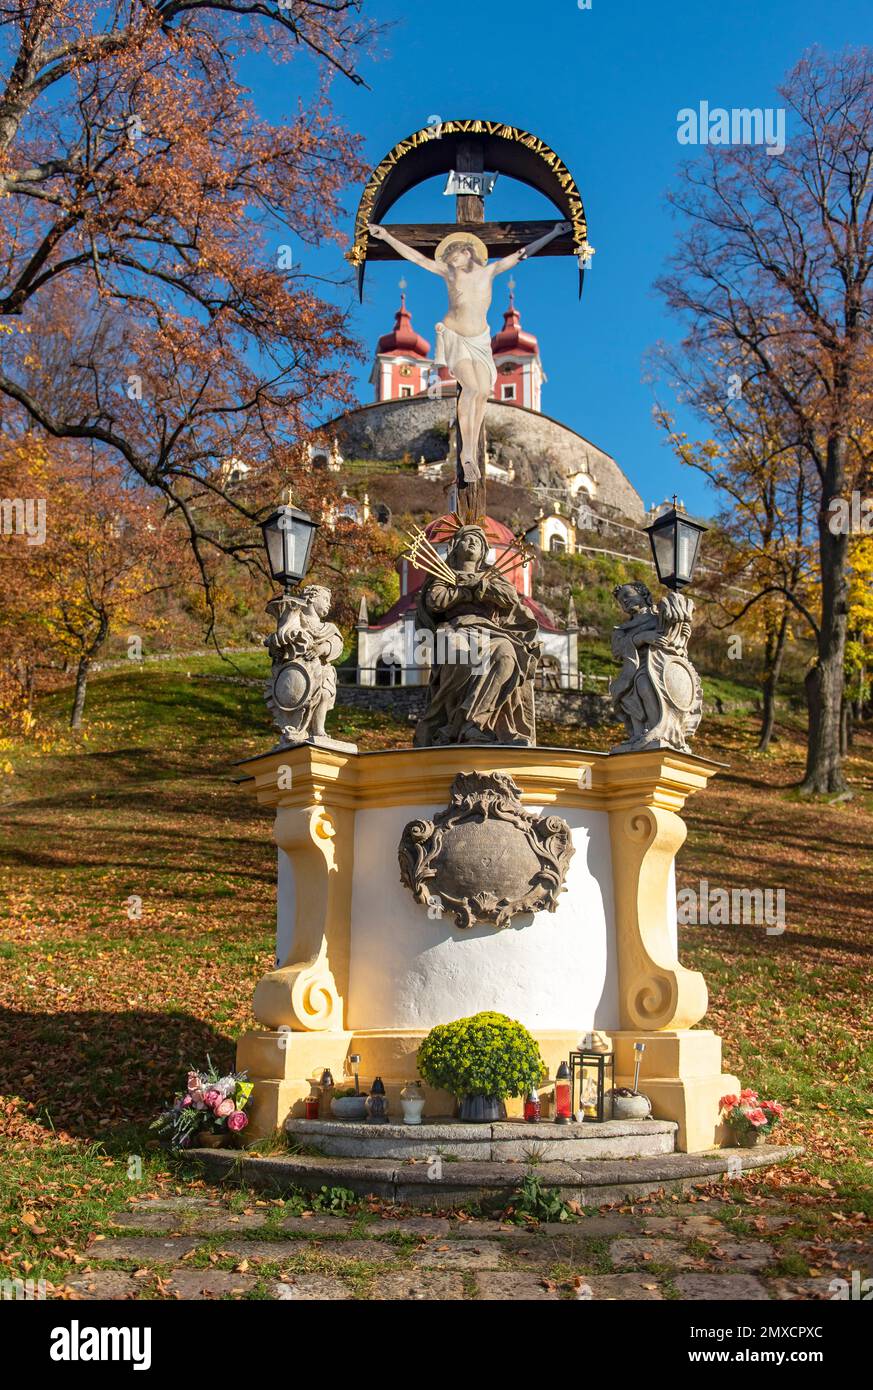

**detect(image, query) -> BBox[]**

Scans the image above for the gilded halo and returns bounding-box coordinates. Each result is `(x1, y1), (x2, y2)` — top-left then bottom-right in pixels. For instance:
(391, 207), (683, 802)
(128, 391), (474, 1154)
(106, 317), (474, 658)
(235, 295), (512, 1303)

(434, 230), (489, 265)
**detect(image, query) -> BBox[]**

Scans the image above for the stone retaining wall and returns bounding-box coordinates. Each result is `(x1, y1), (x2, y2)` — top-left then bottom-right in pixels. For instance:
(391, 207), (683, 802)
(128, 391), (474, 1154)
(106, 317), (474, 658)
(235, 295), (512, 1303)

(192, 675), (756, 727)
(335, 683), (426, 718)
(333, 683), (615, 727)
(324, 396), (645, 521)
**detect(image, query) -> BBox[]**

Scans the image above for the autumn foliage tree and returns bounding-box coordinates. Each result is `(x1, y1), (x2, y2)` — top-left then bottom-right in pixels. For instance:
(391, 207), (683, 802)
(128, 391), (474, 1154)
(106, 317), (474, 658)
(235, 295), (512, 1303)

(0, 2), (375, 621)
(1, 437), (189, 727)
(658, 48), (873, 793)
(846, 536), (873, 728)
(655, 378), (818, 752)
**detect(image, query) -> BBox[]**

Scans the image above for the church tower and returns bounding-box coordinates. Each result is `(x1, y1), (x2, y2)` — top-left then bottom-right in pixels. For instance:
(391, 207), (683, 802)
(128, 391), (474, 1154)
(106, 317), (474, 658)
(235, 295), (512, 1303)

(370, 280), (431, 402)
(490, 280), (546, 411)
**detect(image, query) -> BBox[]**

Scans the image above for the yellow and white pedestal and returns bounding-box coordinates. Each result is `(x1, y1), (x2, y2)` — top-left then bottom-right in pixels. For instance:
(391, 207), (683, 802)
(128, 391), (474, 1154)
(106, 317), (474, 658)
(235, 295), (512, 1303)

(234, 743), (739, 1152)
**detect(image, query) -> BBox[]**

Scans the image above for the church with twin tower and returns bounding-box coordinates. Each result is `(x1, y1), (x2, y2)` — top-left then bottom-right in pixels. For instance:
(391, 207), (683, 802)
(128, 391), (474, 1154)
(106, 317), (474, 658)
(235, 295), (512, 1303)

(371, 276), (546, 414)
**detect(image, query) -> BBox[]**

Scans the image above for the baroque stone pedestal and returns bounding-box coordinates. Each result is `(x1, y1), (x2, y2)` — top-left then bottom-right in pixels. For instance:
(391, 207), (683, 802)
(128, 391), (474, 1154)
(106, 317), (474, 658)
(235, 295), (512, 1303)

(233, 743), (739, 1152)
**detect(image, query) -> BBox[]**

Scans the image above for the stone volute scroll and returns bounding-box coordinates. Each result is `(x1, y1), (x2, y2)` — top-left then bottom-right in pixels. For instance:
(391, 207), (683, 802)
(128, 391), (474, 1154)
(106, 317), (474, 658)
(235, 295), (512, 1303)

(609, 801), (708, 1033)
(251, 804), (349, 1033)
(398, 771), (575, 930)
(609, 582), (703, 754)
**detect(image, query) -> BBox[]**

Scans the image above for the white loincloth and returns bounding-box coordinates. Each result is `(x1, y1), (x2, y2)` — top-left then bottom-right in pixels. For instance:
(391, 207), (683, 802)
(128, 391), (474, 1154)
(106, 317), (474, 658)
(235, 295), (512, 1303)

(434, 322), (497, 389)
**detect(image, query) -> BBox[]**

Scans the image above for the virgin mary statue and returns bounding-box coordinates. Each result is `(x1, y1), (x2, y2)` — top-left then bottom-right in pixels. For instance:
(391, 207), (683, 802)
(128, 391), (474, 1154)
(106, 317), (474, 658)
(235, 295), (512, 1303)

(413, 525), (539, 747)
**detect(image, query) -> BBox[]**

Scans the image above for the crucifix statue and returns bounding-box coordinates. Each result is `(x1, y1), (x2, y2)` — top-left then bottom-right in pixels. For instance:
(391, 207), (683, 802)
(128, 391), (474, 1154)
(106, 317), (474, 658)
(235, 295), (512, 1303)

(348, 122), (591, 745)
(351, 123), (590, 521)
(367, 220), (569, 515)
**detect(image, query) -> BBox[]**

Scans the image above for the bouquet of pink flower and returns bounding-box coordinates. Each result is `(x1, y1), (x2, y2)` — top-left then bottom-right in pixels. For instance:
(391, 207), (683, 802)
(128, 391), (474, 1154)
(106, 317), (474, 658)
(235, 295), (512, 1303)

(151, 1057), (254, 1150)
(719, 1088), (784, 1141)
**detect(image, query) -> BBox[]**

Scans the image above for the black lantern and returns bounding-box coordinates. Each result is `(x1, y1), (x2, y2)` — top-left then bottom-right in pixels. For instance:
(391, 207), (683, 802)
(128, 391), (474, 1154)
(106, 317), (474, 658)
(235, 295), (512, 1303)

(260, 499), (319, 591)
(570, 1050), (615, 1123)
(644, 498), (707, 592)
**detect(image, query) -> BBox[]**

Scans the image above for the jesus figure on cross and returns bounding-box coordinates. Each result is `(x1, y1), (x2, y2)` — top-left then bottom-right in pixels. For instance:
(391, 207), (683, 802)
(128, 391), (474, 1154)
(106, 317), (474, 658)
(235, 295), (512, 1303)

(367, 221), (569, 489)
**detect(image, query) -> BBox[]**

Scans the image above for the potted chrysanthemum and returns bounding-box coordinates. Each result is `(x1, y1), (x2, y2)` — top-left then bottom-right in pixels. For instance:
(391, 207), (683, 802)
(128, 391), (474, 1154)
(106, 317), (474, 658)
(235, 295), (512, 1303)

(417, 1012), (545, 1123)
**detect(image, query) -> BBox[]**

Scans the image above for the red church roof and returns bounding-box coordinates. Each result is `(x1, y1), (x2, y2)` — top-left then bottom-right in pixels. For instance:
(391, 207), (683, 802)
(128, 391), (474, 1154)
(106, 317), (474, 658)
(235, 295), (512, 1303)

(370, 514), (560, 631)
(371, 590), (559, 634)
(376, 291), (430, 358)
(424, 514), (516, 546)
(491, 288), (539, 358)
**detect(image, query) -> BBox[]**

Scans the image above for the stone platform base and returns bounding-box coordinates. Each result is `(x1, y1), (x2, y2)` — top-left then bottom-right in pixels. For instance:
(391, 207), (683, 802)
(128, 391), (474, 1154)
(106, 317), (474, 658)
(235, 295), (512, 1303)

(236, 1026), (738, 1154)
(285, 1117), (678, 1163)
(190, 1144), (801, 1210)
(236, 1027), (582, 1144)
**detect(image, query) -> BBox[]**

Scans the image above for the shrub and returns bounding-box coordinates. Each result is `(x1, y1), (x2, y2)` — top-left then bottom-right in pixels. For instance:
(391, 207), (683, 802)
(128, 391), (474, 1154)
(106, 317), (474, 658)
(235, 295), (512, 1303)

(510, 1172), (573, 1224)
(416, 1012), (545, 1101)
(311, 1185), (357, 1212)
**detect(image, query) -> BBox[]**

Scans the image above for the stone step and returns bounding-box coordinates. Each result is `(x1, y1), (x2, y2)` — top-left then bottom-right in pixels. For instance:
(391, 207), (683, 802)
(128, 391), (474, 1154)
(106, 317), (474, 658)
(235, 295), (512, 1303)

(285, 1116), (678, 1163)
(190, 1144), (802, 1209)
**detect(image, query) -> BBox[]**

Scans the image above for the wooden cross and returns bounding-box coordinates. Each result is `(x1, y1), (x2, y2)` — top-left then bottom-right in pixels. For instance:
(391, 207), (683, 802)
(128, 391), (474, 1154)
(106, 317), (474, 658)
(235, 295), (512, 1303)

(365, 139), (576, 263)
(368, 137), (575, 525)
(382, 138), (547, 523)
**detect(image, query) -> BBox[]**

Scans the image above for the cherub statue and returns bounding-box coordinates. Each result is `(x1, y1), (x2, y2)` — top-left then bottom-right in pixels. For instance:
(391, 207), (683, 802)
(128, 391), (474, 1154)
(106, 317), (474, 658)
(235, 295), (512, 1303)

(264, 584), (346, 745)
(609, 582), (703, 754)
(367, 220), (569, 484)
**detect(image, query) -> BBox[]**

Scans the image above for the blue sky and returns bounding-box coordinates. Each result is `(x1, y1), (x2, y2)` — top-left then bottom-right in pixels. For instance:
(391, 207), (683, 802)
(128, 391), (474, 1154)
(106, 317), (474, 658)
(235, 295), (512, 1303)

(264, 0), (869, 517)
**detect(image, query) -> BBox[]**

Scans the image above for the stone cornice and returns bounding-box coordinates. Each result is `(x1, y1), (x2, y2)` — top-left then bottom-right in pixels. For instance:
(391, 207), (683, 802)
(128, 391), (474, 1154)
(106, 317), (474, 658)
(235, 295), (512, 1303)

(233, 743), (724, 814)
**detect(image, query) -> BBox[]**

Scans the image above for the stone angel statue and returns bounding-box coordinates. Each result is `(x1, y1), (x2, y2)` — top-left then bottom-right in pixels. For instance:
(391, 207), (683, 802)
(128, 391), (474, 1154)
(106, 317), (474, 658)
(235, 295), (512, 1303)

(609, 582), (703, 754)
(264, 584), (347, 746)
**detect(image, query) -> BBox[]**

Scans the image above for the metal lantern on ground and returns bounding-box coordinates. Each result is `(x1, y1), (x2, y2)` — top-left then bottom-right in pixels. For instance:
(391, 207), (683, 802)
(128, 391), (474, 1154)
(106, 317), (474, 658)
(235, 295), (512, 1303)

(365, 1076), (390, 1124)
(261, 498), (319, 591)
(570, 1050), (615, 1123)
(553, 1061), (572, 1124)
(644, 498), (708, 592)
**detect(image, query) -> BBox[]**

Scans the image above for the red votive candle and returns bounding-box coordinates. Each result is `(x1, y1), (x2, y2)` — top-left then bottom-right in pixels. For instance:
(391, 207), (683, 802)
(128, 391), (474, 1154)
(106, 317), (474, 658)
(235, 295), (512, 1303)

(524, 1088), (541, 1123)
(554, 1061), (572, 1124)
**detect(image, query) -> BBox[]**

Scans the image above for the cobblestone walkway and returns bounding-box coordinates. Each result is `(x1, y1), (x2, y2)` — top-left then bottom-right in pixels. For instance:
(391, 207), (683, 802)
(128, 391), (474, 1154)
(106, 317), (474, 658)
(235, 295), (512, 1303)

(62, 1195), (873, 1301)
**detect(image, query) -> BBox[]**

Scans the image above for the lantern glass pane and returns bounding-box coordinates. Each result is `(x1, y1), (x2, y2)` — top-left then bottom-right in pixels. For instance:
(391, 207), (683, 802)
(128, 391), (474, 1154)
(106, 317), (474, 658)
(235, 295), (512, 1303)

(297, 515), (316, 574)
(264, 519), (285, 580)
(676, 523), (701, 583)
(580, 1063), (598, 1118)
(280, 512), (302, 579)
(651, 525), (675, 583)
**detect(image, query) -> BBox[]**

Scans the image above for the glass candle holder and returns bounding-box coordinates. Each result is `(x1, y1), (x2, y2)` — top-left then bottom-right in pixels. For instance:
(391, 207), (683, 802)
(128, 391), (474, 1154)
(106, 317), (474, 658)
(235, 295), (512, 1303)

(554, 1061), (572, 1124)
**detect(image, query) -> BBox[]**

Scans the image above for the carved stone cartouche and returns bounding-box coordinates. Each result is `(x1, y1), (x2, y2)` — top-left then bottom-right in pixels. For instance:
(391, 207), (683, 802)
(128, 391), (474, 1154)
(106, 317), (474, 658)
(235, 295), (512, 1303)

(398, 771), (575, 930)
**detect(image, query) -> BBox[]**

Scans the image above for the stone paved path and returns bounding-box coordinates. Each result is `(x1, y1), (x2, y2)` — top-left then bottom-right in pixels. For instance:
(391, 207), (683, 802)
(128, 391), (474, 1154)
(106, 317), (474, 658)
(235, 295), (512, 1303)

(60, 1194), (873, 1301)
